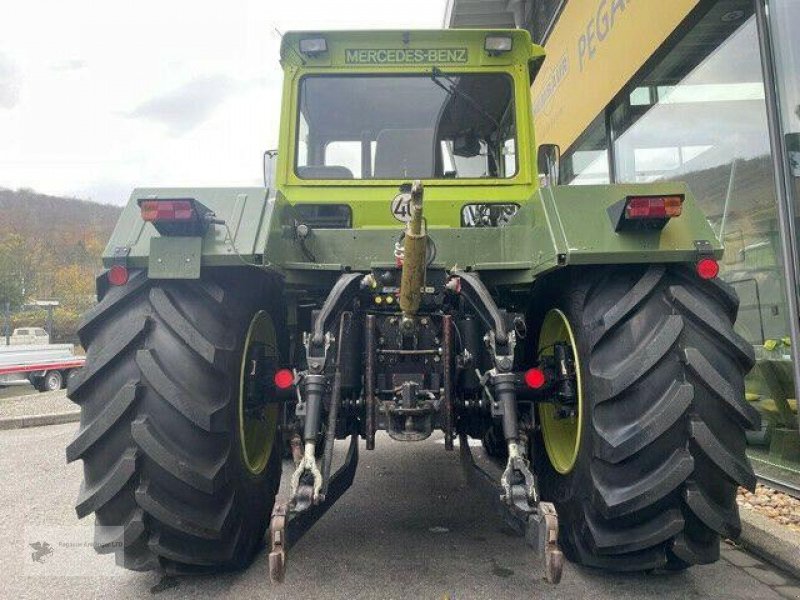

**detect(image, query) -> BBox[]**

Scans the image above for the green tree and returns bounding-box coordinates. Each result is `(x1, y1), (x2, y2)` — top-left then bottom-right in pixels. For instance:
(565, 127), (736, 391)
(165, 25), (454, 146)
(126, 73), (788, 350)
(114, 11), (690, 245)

(0, 234), (27, 309)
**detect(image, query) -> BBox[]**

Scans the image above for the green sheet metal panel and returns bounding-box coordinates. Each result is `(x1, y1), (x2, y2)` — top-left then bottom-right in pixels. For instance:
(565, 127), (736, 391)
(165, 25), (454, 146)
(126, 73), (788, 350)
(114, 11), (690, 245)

(147, 237), (202, 279)
(102, 187), (274, 268)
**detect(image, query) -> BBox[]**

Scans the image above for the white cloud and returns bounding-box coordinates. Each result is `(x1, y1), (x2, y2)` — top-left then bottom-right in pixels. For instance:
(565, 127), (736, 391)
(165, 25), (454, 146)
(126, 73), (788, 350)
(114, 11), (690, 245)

(125, 75), (243, 135)
(0, 53), (21, 109)
(0, 0), (448, 204)
(50, 59), (88, 72)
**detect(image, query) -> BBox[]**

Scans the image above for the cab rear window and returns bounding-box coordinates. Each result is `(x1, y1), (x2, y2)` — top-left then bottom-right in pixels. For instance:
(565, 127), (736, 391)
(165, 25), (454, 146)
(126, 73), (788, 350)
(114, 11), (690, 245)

(295, 73), (517, 180)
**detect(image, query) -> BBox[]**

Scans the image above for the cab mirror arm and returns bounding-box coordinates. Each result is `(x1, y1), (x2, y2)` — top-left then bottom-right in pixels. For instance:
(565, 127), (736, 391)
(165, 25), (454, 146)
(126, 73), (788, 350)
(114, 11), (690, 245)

(537, 144), (561, 187)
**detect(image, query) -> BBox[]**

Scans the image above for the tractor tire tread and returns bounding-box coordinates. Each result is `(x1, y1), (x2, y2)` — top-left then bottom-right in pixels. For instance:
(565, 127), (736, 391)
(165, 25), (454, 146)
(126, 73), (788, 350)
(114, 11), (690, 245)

(135, 479), (235, 540)
(131, 415), (229, 494)
(68, 269), (281, 573)
(66, 382), (140, 462)
(535, 264), (757, 572)
(75, 447), (138, 518)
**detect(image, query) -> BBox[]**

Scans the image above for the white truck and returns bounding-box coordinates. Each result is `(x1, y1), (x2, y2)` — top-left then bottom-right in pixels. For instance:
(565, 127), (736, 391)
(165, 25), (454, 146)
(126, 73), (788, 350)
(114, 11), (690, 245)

(0, 344), (84, 392)
(8, 327), (50, 345)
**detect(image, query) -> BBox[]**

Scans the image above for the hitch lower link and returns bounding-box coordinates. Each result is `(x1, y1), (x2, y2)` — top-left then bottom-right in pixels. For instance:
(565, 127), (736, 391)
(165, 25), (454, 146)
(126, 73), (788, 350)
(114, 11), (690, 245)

(481, 350), (564, 584)
(269, 311), (359, 583)
(268, 435), (359, 582)
(460, 426), (564, 584)
(454, 269), (563, 584)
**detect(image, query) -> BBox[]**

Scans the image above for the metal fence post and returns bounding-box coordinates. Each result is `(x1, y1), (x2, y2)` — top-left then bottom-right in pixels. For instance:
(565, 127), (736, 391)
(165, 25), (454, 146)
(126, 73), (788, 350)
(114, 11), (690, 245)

(3, 302), (9, 345)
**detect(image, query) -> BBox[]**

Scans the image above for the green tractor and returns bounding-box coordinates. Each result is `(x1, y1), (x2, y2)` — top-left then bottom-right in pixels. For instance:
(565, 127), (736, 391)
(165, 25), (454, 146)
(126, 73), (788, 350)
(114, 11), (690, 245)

(67, 29), (759, 584)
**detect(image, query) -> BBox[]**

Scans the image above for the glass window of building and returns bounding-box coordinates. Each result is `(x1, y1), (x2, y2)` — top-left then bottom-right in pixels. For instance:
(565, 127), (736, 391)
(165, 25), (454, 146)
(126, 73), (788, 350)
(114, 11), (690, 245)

(607, 4), (797, 457)
(769, 0), (800, 275)
(561, 114), (610, 185)
(530, 0), (566, 42)
(765, 0), (800, 448)
(611, 9), (788, 338)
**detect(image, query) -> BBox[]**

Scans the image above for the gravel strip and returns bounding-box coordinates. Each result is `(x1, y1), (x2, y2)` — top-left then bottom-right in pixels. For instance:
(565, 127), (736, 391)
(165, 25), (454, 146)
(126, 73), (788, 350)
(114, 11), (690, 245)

(0, 389), (76, 419)
(738, 485), (800, 534)
(0, 411), (80, 430)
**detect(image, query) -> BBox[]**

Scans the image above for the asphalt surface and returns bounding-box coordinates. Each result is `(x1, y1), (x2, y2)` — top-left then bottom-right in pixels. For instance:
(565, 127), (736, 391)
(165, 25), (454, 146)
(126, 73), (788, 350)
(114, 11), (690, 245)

(2, 424), (799, 600)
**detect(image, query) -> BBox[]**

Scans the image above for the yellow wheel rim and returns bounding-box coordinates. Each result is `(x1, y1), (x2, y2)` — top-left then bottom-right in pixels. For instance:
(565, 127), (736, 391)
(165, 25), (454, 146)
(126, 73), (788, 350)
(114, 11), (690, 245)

(538, 309), (583, 475)
(238, 311), (279, 475)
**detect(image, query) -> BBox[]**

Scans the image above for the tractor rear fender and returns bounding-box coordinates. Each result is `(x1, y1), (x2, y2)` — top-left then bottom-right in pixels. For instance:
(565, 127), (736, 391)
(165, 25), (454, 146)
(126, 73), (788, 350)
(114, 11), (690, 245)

(101, 187), (283, 275)
(528, 182), (721, 278)
(100, 183), (720, 284)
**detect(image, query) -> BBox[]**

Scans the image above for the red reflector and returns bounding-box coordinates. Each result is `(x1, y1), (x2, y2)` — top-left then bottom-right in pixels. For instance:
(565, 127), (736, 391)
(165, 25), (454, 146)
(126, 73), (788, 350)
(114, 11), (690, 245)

(625, 196), (683, 220)
(696, 258), (719, 280)
(524, 368), (546, 390)
(274, 369), (294, 390)
(140, 200), (195, 222)
(108, 265), (129, 286)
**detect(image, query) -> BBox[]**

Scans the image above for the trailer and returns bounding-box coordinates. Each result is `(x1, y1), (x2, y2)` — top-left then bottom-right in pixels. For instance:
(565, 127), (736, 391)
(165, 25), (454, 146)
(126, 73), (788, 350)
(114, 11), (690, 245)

(0, 344), (84, 392)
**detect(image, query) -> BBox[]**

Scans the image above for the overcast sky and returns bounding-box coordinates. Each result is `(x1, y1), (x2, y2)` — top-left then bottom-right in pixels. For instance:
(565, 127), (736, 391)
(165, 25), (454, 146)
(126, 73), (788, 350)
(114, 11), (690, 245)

(0, 0), (447, 205)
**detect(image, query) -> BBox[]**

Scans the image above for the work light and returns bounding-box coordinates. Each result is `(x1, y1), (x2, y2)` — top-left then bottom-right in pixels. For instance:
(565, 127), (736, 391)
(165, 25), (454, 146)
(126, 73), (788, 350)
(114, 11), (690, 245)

(485, 35), (513, 54)
(299, 37), (328, 56)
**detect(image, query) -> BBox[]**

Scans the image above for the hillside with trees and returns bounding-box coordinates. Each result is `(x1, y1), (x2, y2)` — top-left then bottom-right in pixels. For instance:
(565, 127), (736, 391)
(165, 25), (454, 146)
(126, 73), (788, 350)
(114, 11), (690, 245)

(0, 188), (122, 342)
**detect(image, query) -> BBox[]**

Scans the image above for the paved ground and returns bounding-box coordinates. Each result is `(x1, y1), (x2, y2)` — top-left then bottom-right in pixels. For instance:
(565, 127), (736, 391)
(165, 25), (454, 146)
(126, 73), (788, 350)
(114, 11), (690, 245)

(2, 424), (800, 600)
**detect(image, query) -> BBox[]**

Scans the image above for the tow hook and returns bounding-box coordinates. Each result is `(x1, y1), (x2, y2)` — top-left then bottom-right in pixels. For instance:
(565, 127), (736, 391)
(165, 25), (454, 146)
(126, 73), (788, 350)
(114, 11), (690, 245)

(529, 502), (564, 584)
(268, 504), (287, 582)
(459, 434), (564, 584)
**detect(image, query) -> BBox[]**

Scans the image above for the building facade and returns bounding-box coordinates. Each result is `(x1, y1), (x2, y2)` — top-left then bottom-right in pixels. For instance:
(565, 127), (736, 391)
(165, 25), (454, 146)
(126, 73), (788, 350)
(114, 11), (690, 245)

(447, 0), (800, 469)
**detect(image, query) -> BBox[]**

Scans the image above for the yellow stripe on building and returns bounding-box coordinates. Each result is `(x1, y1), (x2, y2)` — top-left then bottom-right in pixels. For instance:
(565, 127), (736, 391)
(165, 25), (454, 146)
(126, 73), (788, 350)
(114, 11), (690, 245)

(531, 0), (702, 151)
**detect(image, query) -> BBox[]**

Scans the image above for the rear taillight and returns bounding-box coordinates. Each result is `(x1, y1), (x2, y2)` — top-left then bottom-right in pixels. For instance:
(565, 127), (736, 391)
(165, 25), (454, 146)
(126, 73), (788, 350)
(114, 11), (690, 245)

(140, 199), (195, 223)
(625, 196), (683, 220)
(136, 197), (214, 236)
(609, 194), (685, 231)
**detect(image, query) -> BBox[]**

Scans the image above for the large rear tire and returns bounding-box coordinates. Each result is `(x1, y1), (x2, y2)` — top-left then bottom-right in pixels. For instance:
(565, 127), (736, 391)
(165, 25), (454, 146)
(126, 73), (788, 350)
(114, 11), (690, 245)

(530, 264), (760, 571)
(66, 269), (284, 572)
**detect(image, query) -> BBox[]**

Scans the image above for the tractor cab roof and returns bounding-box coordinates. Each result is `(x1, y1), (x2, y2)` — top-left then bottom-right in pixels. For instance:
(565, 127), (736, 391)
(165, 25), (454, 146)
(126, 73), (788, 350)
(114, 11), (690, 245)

(279, 29), (544, 72)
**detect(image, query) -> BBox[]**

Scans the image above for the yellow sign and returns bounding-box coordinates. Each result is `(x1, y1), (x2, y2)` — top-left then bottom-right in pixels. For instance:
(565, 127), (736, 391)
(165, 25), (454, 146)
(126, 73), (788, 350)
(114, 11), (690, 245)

(531, 0), (702, 151)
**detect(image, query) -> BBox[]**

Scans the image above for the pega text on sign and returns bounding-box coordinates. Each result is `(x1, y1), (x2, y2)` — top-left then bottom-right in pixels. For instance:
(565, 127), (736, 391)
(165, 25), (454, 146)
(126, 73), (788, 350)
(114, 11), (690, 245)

(578, 0), (629, 71)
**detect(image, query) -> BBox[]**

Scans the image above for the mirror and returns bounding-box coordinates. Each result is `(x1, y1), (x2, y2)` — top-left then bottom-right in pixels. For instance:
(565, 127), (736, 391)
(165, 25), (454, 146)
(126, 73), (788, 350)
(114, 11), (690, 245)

(453, 132), (481, 157)
(537, 143), (561, 186)
(263, 149), (278, 189)
(528, 55), (545, 84)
